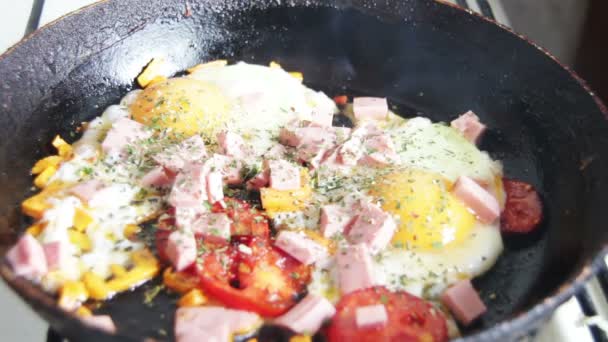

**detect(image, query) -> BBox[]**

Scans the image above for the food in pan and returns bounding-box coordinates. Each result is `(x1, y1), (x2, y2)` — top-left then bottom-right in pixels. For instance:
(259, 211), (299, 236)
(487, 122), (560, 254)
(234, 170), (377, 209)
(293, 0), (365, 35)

(7, 60), (543, 341)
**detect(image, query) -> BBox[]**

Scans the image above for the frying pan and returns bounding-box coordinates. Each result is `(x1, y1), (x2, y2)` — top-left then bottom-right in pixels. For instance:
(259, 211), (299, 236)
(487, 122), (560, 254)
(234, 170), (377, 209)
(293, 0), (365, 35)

(1, 0), (608, 341)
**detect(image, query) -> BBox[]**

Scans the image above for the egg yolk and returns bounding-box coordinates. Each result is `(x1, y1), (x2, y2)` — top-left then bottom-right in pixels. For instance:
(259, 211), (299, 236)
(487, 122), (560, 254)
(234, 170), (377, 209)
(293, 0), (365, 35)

(370, 169), (475, 250)
(130, 77), (232, 138)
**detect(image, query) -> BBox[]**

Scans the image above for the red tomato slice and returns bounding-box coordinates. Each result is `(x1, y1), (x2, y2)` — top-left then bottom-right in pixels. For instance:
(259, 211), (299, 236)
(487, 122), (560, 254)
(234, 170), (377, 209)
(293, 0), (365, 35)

(327, 287), (448, 342)
(501, 179), (543, 233)
(213, 198), (270, 238)
(197, 237), (311, 317)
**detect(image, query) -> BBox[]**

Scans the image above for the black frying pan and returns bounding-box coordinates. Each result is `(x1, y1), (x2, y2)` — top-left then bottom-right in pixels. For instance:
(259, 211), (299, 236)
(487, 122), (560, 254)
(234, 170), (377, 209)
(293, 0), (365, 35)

(1, 0), (608, 341)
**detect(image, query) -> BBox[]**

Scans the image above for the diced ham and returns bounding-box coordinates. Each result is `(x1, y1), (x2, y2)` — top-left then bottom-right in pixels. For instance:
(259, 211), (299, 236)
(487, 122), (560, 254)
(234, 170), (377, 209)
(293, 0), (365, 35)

(451, 111), (486, 144)
(358, 133), (399, 167)
(347, 202), (397, 253)
(81, 315), (117, 334)
(275, 231), (327, 265)
(217, 131), (248, 159)
(280, 123), (337, 148)
(101, 118), (152, 155)
(353, 97), (388, 121)
(268, 159), (301, 190)
(441, 279), (487, 325)
(336, 244), (375, 295)
(337, 137), (364, 166)
(205, 154), (243, 185)
(263, 144), (288, 160)
(175, 307), (261, 342)
(452, 176), (500, 224)
(319, 204), (355, 238)
(297, 145), (328, 169)
(355, 304), (388, 328)
(191, 213), (231, 241)
(246, 170), (269, 191)
(274, 293), (336, 334)
(140, 166), (173, 188)
(6, 234), (47, 279)
(165, 230), (197, 272)
(206, 171), (224, 204)
(153, 135), (207, 173)
(174, 205), (209, 230)
(168, 163), (207, 208)
(69, 180), (105, 204)
(43, 241), (67, 271)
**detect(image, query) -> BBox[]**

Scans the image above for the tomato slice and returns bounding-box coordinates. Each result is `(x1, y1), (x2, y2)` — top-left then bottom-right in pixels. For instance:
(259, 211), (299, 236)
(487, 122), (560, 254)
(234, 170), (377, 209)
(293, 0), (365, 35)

(197, 237), (311, 317)
(501, 179), (543, 233)
(327, 287), (448, 342)
(212, 198), (270, 238)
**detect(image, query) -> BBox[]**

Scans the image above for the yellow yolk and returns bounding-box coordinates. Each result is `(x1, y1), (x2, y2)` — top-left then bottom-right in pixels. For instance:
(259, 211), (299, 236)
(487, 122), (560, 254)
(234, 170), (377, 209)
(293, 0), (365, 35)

(371, 169), (475, 250)
(129, 78), (232, 138)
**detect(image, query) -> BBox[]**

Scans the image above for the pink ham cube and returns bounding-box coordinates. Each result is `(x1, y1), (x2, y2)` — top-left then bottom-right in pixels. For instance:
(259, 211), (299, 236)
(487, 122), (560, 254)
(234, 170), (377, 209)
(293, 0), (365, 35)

(274, 293), (336, 334)
(191, 213), (231, 241)
(347, 202), (396, 253)
(355, 304), (388, 328)
(153, 135), (207, 172)
(246, 170), (270, 191)
(452, 176), (500, 224)
(101, 118), (152, 155)
(441, 279), (487, 325)
(206, 171), (224, 204)
(204, 154), (243, 185)
(217, 131), (247, 159)
(451, 111), (486, 144)
(168, 163), (207, 208)
(69, 180), (105, 204)
(43, 241), (67, 271)
(358, 133), (399, 167)
(268, 159), (301, 190)
(166, 231), (197, 272)
(336, 244), (375, 295)
(175, 307), (260, 342)
(174, 205), (209, 230)
(140, 166), (173, 188)
(353, 97), (388, 121)
(319, 204), (355, 238)
(6, 234), (47, 280)
(275, 231), (327, 265)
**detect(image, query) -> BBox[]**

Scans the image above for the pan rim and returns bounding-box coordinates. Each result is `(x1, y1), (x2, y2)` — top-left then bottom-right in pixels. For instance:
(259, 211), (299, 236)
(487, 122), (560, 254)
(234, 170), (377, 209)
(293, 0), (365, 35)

(0, 0), (607, 340)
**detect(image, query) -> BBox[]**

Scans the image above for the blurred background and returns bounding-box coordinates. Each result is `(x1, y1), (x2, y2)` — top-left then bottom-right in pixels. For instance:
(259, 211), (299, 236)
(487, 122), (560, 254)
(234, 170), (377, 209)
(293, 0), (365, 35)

(0, 0), (606, 341)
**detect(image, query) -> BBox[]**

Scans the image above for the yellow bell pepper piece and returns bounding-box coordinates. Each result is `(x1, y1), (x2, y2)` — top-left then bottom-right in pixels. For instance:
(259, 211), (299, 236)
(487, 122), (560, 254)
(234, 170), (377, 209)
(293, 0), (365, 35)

(187, 59), (227, 74)
(82, 272), (111, 301)
(84, 249), (159, 300)
(110, 264), (128, 278)
(290, 336), (312, 342)
(21, 182), (65, 219)
(75, 306), (92, 317)
(289, 72), (303, 82)
(106, 249), (159, 294)
(123, 224), (141, 239)
(163, 268), (200, 294)
(178, 289), (208, 307)
(73, 208), (93, 232)
(68, 230), (92, 251)
(26, 222), (45, 237)
(31, 156), (63, 175)
(58, 281), (89, 311)
(34, 165), (58, 188)
(137, 58), (167, 88)
(261, 169), (311, 215)
(52, 135), (72, 158)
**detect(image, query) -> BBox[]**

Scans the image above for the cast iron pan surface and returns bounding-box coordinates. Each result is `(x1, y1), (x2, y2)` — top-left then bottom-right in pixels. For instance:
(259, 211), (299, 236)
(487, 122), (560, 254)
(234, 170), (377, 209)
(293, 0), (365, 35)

(1, 0), (608, 341)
